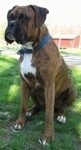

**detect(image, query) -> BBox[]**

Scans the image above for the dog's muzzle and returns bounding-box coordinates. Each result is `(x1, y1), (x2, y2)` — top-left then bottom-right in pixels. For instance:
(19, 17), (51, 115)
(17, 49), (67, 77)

(5, 21), (16, 42)
(7, 21), (16, 40)
(5, 20), (27, 44)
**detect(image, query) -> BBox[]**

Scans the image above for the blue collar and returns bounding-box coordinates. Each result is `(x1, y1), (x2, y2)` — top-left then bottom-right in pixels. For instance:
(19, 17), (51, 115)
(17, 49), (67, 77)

(17, 49), (33, 54)
(17, 33), (51, 55)
(34, 33), (51, 51)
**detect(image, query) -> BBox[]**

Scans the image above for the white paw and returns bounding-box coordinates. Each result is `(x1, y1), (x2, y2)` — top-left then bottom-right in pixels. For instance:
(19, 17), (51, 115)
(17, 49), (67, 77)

(14, 124), (22, 130)
(38, 138), (49, 146)
(57, 115), (66, 123)
(26, 111), (32, 117)
(11, 126), (20, 132)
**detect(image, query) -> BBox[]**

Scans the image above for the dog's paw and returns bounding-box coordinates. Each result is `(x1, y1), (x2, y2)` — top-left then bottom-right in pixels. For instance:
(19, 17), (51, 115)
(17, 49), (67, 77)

(38, 131), (54, 146)
(57, 115), (66, 123)
(14, 117), (25, 130)
(14, 124), (22, 130)
(26, 111), (32, 117)
(26, 106), (39, 117)
(38, 138), (49, 146)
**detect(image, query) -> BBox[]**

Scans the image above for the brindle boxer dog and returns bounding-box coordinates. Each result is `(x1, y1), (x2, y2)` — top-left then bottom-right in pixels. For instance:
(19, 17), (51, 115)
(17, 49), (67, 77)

(5, 5), (76, 145)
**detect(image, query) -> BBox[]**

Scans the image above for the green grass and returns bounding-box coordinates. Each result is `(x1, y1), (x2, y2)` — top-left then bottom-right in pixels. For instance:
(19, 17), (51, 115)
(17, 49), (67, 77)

(0, 54), (81, 150)
(60, 48), (81, 56)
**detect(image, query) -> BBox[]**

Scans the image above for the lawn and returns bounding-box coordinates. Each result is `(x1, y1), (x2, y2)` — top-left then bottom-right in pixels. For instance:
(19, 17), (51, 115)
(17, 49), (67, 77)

(60, 48), (81, 56)
(0, 54), (81, 150)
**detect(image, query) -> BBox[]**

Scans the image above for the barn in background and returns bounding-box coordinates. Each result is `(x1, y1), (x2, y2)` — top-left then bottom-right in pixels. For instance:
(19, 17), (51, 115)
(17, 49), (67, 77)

(53, 35), (80, 48)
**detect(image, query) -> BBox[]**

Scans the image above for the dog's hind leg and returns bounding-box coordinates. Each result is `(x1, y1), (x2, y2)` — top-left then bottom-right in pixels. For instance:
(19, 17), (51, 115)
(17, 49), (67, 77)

(55, 86), (76, 123)
(26, 97), (40, 117)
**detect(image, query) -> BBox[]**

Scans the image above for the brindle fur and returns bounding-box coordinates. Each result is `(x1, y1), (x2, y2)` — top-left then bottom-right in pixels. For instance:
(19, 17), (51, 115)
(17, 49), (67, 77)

(5, 5), (76, 143)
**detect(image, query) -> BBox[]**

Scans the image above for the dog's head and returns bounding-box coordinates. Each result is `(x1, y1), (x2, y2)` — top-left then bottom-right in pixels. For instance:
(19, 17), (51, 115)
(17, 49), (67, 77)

(5, 5), (49, 45)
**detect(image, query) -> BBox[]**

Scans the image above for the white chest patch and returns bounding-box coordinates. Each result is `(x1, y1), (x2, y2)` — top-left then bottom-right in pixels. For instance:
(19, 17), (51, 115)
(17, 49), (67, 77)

(20, 42), (36, 82)
(20, 53), (36, 81)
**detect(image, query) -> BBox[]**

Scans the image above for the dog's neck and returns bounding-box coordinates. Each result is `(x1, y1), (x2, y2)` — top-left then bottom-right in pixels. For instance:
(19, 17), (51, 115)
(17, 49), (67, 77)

(33, 24), (49, 48)
(22, 25), (48, 50)
(17, 42), (33, 55)
(22, 42), (33, 49)
(18, 33), (51, 55)
(18, 25), (50, 55)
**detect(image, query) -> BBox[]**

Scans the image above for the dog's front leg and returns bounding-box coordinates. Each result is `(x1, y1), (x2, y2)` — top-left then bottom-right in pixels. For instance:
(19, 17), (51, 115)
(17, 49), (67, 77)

(41, 83), (55, 145)
(14, 78), (30, 130)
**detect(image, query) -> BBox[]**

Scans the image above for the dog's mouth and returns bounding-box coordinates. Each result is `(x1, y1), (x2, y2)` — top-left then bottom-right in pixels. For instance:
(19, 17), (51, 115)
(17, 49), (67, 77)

(5, 29), (27, 44)
(7, 33), (15, 41)
(6, 33), (22, 44)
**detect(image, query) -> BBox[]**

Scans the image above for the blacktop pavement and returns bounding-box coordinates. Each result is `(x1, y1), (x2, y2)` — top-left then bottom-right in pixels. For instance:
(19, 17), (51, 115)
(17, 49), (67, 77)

(0, 49), (81, 67)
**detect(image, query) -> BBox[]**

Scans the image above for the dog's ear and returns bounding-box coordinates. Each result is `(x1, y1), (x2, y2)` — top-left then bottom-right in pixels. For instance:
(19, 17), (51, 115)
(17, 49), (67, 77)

(30, 5), (49, 28)
(7, 6), (18, 18)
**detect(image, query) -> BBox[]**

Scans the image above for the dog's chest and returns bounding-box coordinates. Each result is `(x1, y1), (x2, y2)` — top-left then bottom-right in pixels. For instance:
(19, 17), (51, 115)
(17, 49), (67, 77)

(20, 53), (36, 79)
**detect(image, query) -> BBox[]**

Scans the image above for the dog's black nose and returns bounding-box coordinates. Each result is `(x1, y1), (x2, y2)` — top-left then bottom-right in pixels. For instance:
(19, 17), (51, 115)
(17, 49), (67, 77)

(8, 21), (15, 28)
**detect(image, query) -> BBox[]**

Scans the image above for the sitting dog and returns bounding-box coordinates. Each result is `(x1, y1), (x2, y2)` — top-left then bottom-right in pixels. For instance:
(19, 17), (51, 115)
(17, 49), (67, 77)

(5, 5), (76, 145)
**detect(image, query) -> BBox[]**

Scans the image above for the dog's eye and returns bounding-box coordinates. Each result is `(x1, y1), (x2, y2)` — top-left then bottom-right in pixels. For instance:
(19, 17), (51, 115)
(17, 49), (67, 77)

(19, 13), (30, 23)
(8, 14), (16, 21)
